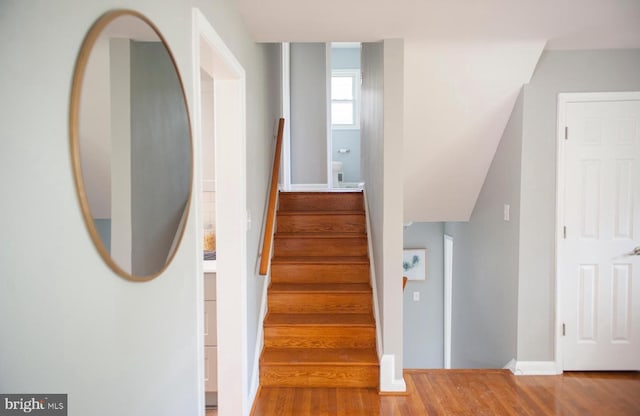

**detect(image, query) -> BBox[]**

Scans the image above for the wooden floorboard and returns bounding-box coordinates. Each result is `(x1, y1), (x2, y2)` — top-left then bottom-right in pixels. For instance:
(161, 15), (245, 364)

(251, 370), (640, 415)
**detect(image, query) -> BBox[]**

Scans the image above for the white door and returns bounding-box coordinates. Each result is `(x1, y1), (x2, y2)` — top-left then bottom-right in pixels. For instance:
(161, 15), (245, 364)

(560, 93), (640, 371)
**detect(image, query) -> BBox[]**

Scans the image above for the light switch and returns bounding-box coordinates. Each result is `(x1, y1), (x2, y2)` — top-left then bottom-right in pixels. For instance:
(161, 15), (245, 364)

(503, 204), (510, 221)
(413, 291), (420, 302)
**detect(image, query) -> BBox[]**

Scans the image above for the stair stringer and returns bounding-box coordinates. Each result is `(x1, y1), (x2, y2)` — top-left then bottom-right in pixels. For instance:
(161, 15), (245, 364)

(362, 189), (383, 366)
(249, 273), (270, 404)
(250, 190), (281, 402)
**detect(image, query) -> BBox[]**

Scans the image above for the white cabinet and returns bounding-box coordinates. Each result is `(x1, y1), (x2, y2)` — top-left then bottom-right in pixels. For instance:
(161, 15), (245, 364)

(204, 273), (217, 393)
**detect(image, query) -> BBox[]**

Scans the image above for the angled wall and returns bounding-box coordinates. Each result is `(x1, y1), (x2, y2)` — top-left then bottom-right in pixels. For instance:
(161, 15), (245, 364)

(445, 88), (524, 368)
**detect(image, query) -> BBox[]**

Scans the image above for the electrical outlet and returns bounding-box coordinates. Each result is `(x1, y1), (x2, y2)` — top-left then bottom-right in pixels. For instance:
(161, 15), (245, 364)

(504, 204), (510, 221)
(413, 291), (420, 302)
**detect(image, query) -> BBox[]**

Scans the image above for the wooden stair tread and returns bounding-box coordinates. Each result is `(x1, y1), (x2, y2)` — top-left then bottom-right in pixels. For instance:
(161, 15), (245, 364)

(278, 210), (365, 216)
(275, 232), (366, 239)
(261, 348), (378, 366)
(269, 283), (371, 293)
(264, 313), (374, 327)
(261, 191), (378, 389)
(271, 256), (369, 264)
(278, 192), (364, 212)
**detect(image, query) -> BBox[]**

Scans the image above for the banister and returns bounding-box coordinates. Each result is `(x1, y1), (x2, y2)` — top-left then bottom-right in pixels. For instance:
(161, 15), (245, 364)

(259, 118), (285, 275)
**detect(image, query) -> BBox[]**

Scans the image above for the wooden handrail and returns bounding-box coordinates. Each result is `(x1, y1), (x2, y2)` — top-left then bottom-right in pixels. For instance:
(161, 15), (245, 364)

(259, 118), (285, 275)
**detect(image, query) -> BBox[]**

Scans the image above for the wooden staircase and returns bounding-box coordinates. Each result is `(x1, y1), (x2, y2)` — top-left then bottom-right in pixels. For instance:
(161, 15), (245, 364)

(260, 191), (379, 389)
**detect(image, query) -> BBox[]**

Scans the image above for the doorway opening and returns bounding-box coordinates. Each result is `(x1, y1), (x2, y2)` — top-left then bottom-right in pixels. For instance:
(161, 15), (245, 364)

(193, 8), (249, 416)
(281, 42), (362, 190)
(329, 42), (362, 189)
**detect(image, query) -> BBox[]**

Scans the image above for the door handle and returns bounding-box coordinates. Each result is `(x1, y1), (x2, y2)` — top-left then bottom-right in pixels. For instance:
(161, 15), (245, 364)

(634, 246), (640, 256)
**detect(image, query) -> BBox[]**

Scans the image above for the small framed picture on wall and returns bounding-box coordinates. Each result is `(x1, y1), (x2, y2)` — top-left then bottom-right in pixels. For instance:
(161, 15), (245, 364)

(403, 248), (427, 280)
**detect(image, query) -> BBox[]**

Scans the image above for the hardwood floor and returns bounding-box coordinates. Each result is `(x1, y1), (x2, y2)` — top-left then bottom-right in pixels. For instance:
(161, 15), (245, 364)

(251, 370), (640, 415)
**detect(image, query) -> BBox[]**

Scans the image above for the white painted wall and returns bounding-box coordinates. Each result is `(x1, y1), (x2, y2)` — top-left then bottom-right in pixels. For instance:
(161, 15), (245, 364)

(361, 39), (405, 391)
(403, 39), (544, 222)
(382, 39), (405, 386)
(517, 49), (640, 361)
(0, 1), (279, 415)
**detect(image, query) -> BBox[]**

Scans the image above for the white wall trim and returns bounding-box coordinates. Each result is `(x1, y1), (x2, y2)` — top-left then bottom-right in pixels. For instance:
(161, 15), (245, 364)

(249, 275), (270, 402)
(503, 358), (517, 374)
(325, 42), (334, 188)
(364, 187), (406, 393)
(191, 14), (206, 416)
(280, 43), (291, 191)
(362, 187), (383, 359)
(507, 360), (562, 376)
(193, 8), (250, 416)
(555, 91), (640, 375)
(443, 234), (453, 369)
(287, 183), (330, 192)
(380, 354), (407, 391)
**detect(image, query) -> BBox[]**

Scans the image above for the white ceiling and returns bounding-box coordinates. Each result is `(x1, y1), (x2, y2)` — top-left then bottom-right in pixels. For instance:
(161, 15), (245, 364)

(238, 0), (640, 221)
(238, 0), (640, 47)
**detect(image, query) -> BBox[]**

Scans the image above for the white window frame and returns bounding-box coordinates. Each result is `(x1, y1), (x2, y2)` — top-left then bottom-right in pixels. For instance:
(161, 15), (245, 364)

(331, 69), (360, 130)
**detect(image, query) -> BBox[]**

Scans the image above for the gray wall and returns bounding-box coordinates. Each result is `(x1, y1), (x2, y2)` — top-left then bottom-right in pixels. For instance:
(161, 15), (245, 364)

(331, 45), (361, 183)
(361, 41), (385, 332)
(0, 1), (279, 414)
(403, 222), (445, 368)
(290, 43), (327, 184)
(332, 130), (360, 182)
(444, 89), (524, 368)
(130, 41), (191, 277)
(246, 43), (282, 384)
(517, 49), (640, 360)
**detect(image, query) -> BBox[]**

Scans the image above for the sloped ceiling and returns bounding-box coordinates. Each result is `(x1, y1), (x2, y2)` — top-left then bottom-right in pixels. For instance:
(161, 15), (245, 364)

(237, 0), (640, 221)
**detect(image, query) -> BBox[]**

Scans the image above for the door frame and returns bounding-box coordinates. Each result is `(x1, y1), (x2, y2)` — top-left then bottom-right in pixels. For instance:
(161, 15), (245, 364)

(280, 42), (291, 191)
(444, 234), (453, 369)
(192, 8), (249, 415)
(554, 91), (640, 372)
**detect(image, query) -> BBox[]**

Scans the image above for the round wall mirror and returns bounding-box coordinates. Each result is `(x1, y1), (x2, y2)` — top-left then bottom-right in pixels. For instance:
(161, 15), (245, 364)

(70, 10), (193, 281)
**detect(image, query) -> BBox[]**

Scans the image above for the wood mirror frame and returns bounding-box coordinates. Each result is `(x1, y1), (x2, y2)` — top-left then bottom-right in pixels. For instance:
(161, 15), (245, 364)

(69, 10), (193, 281)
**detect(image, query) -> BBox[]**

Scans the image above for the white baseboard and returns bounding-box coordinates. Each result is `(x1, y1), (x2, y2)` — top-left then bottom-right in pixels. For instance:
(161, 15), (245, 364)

(249, 276), (270, 403)
(286, 183), (329, 191)
(380, 354), (407, 392)
(362, 188), (383, 360)
(503, 358), (517, 374)
(506, 360), (561, 376)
